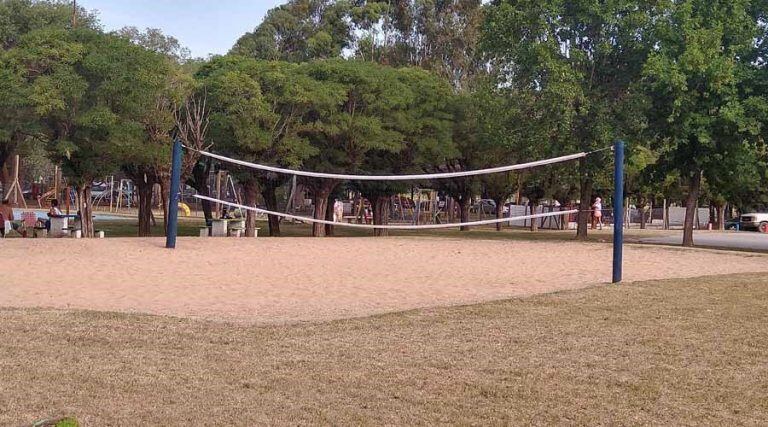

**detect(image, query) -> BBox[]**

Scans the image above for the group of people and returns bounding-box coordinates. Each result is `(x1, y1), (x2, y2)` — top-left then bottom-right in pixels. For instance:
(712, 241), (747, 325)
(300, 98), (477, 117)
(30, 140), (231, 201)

(0, 198), (63, 237)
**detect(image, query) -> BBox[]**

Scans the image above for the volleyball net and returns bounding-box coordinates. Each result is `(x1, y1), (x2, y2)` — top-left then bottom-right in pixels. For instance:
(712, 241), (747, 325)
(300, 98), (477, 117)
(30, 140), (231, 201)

(166, 140), (626, 283)
(185, 146), (597, 230)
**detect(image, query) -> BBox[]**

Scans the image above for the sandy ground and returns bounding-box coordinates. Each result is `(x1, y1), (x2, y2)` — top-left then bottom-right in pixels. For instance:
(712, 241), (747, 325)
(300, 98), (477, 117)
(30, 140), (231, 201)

(2, 237), (768, 324)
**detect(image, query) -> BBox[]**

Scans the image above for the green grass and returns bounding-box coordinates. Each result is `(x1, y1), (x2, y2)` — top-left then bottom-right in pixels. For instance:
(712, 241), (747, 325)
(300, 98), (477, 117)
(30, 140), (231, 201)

(29, 417), (78, 427)
(93, 218), (205, 237)
(92, 216), (630, 243)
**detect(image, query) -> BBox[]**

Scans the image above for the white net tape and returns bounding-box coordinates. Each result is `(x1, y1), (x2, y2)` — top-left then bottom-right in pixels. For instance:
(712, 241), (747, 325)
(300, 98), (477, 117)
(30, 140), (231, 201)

(195, 195), (577, 230)
(190, 148), (587, 181)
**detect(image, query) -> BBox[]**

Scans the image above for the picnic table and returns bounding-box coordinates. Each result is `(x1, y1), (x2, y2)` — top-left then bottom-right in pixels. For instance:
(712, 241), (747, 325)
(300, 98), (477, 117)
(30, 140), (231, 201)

(206, 219), (255, 237)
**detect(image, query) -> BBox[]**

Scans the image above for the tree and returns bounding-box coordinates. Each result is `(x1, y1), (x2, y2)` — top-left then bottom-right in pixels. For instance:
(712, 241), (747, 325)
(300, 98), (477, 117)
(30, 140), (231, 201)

(298, 59), (414, 236)
(482, 0), (655, 239)
(116, 26), (207, 236)
(429, 93), (480, 231)
(0, 44), (34, 196)
(0, 0), (98, 194)
(14, 27), (169, 236)
(199, 56), (326, 236)
(642, 0), (763, 246)
(352, 0), (485, 90)
(352, 66), (455, 235)
(116, 26), (191, 63)
(230, 0), (352, 61)
(0, 0), (98, 50)
(119, 58), (182, 237)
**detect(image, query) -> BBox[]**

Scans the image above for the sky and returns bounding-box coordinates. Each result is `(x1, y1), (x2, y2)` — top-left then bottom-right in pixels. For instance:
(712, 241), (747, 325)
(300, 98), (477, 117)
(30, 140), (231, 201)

(77, 0), (288, 58)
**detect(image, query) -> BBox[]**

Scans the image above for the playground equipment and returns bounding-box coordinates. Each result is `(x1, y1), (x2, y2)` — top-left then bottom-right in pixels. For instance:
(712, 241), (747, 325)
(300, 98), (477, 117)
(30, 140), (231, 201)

(178, 202), (191, 216)
(3, 155), (27, 208)
(115, 179), (133, 210)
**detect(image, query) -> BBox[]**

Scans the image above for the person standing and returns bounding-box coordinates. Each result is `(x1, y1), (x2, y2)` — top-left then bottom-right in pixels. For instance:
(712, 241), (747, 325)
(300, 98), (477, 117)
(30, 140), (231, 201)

(591, 197), (603, 230)
(333, 199), (344, 223)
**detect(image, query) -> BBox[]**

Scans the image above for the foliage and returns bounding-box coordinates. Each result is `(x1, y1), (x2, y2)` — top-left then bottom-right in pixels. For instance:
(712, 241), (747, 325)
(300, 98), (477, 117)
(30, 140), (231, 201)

(4, 0), (768, 246)
(362, 0), (485, 90)
(116, 26), (191, 62)
(641, 0), (766, 243)
(230, 0), (351, 61)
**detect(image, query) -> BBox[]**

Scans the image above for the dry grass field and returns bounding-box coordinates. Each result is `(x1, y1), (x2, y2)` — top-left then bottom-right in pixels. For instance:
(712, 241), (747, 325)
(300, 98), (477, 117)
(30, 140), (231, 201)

(3, 272), (768, 425)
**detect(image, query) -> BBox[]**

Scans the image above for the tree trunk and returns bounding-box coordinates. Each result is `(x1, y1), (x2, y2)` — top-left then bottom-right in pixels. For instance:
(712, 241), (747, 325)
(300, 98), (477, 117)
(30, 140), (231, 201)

(311, 180), (336, 237)
(638, 199), (647, 230)
(76, 184), (94, 238)
(529, 199), (539, 232)
(458, 199), (470, 231)
(576, 159), (592, 240)
(261, 183), (281, 236)
(324, 194), (335, 236)
(312, 195), (329, 237)
(136, 180), (154, 237)
(494, 197), (505, 231)
(0, 151), (10, 199)
(372, 195), (390, 237)
(189, 159), (213, 225)
(446, 197), (455, 223)
(682, 171), (702, 247)
(243, 179), (258, 238)
(716, 203), (726, 231)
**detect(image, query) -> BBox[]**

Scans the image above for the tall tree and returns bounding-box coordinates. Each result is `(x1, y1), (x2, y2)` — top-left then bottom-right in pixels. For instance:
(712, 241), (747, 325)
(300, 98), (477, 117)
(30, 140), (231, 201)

(119, 59), (183, 237)
(0, 0), (98, 193)
(352, 65), (455, 235)
(230, 0), (352, 61)
(116, 26), (191, 63)
(298, 59), (413, 236)
(642, 0), (763, 246)
(353, 0), (485, 90)
(14, 27), (169, 236)
(199, 56), (328, 236)
(482, 0), (654, 239)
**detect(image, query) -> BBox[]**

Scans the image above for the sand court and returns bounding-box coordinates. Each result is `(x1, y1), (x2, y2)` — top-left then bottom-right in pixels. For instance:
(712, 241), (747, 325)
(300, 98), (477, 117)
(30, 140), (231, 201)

(2, 237), (767, 324)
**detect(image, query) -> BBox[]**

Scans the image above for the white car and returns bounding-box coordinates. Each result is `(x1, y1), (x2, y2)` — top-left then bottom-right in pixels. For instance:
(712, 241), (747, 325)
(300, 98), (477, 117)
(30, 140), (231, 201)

(739, 213), (768, 232)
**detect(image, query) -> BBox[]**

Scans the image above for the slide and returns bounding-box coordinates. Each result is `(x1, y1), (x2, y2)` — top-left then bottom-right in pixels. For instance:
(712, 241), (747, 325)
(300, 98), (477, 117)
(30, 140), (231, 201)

(178, 202), (191, 217)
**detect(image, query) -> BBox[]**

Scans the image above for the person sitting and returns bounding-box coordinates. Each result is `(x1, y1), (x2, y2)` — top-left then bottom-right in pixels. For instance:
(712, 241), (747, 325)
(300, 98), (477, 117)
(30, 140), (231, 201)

(221, 207), (233, 219)
(44, 199), (63, 231)
(0, 199), (19, 237)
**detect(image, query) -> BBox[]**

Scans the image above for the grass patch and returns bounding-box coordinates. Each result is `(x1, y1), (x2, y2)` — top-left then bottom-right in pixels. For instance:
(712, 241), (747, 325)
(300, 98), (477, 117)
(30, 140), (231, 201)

(3, 273), (768, 424)
(92, 216), (660, 243)
(28, 417), (78, 427)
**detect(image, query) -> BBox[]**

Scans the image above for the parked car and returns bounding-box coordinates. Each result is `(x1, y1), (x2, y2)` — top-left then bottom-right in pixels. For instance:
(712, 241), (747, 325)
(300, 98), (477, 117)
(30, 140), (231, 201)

(724, 218), (741, 231)
(739, 213), (768, 232)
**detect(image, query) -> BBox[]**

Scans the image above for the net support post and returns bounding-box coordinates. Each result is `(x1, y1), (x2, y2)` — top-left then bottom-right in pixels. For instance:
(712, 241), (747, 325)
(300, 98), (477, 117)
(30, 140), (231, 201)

(166, 138), (183, 249)
(612, 140), (625, 283)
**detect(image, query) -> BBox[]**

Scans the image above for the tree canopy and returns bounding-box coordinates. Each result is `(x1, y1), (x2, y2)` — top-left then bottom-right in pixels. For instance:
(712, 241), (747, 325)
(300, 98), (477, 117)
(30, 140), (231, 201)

(3, 0), (768, 244)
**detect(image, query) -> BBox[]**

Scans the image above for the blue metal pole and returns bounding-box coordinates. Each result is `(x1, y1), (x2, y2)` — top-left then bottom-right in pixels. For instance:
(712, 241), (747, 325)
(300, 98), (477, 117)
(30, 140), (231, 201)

(612, 140), (625, 283)
(165, 138), (183, 249)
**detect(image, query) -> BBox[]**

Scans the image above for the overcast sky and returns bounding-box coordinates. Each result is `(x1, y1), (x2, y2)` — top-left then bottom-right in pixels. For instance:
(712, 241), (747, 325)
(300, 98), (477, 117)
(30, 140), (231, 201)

(77, 0), (287, 58)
